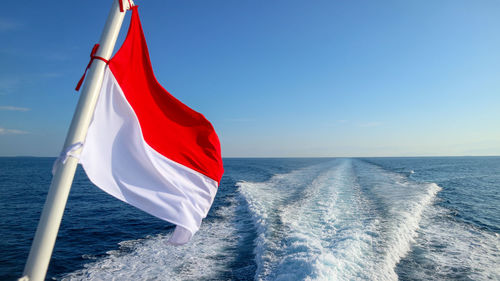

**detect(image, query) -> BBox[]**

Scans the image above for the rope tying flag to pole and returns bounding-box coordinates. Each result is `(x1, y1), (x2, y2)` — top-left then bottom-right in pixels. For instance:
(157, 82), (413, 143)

(76, 1), (135, 91)
(75, 44), (109, 91)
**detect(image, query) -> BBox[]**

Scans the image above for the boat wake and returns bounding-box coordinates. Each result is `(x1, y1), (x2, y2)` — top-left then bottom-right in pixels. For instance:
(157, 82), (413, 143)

(238, 159), (440, 281)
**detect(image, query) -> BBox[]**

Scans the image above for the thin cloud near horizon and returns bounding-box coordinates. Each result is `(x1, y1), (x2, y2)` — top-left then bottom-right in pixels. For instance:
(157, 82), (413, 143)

(0, 127), (30, 135)
(0, 106), (30, 111)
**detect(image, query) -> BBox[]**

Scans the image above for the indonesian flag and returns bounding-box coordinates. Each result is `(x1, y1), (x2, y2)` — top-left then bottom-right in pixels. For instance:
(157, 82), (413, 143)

(79, 6), (224, 245)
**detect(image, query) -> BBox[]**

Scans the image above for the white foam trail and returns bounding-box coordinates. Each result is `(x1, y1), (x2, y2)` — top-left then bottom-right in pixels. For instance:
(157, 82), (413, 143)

(238, 159), (441, 281)
(238, 160), (340, 280)
(352, 160), (441, 280)
(60, 203), (239, 281)
(401, 204), (500, 280)
(375, 183), (441, 280)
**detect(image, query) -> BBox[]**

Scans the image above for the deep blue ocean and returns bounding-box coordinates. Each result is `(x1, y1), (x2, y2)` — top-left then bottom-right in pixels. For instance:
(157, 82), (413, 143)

(1, 157), (499, 280)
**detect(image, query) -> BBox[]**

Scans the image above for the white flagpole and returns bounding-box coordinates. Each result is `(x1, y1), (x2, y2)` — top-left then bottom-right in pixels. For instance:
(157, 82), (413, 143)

(20, 1), (129, 280)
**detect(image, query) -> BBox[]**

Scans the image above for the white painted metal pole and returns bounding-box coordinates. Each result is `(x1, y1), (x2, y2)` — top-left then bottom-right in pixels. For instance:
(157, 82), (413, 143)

(20, 1), (128, 280)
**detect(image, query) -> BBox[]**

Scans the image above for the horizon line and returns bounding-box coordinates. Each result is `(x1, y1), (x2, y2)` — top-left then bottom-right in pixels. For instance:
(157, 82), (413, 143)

(2, 155), (500, 159)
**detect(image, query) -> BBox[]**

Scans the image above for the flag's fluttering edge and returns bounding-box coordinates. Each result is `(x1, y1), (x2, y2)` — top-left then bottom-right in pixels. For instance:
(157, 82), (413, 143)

(79, 6), (224, 245)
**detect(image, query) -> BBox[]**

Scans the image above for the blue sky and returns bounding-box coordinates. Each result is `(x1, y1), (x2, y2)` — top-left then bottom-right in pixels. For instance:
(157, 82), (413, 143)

(0, 0), (499, 157)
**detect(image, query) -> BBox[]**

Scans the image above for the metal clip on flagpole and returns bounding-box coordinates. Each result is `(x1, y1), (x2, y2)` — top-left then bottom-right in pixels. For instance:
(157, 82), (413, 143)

(19, 1), (133, 280)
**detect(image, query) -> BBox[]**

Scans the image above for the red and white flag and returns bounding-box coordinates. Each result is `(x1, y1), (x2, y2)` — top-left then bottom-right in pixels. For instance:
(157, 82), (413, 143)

(79, 6), (224, 245)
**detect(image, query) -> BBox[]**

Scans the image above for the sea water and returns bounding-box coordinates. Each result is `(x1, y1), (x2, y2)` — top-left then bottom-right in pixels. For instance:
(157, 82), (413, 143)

(1, 157), (499, 280)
